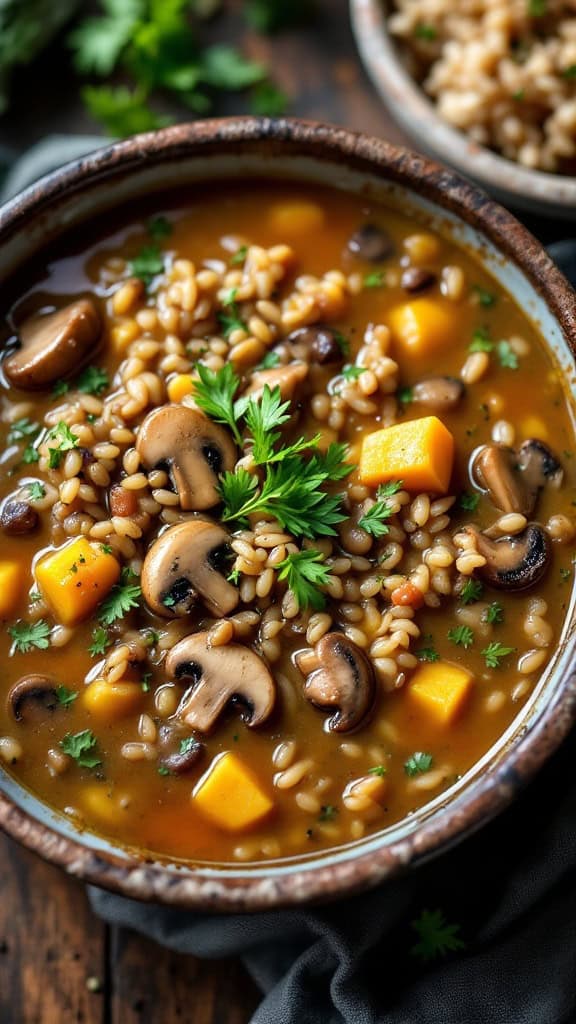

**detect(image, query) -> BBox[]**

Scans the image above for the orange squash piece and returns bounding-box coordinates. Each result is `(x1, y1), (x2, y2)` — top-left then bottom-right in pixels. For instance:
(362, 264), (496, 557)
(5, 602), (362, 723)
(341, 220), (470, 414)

(193, 751), (274, 832)
(388, 297), (460, 358)
(167, 373), (195, 403)
(36, 537), (120, 626)
(359, 416), (455, 493)
(408, 661), (473, 726)
(82, 679), (144, 724)
(0, 562), (24, 619)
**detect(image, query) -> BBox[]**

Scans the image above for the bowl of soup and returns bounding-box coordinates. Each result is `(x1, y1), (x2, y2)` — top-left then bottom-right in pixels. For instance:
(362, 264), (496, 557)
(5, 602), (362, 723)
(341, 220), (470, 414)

(0, 118), (575, 910)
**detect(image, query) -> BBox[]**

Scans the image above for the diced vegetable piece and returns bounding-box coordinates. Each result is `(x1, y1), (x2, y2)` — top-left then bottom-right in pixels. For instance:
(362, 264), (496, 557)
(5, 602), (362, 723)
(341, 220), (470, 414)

(193, 751), (274, 832)
(82, 679), (143, 723)
(110, 321), (139, 355)
(167, 373), (194, 403)
(388, 298), (460, 357)
(267, 200), (324, 236)
(0, 562), (23, 619)
(408, 661), (473, 726)
(81, 784), (129, 825)
(391, 580), (424, 609)
(36, 537), (120, 625)
(359, 416), (454, 493)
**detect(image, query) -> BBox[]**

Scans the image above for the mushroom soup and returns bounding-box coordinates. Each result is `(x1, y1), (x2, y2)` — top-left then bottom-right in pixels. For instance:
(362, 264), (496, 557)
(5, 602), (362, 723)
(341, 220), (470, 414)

(0, 182), (574, 864)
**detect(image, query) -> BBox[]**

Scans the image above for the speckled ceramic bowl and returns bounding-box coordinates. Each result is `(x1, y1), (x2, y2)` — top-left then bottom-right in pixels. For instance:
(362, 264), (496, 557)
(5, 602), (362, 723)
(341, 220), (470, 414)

(1, 118), (576, 911)
(350, 0), (576, 220)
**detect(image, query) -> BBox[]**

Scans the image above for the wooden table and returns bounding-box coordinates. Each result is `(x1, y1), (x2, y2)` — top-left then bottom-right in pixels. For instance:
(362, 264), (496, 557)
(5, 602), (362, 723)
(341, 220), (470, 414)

(0, 2), (567, 1020)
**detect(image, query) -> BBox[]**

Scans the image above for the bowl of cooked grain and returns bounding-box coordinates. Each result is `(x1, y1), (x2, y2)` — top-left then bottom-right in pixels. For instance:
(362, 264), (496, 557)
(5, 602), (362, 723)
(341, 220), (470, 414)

(351, 0), (576, 219)
(0, 117), (576, 911)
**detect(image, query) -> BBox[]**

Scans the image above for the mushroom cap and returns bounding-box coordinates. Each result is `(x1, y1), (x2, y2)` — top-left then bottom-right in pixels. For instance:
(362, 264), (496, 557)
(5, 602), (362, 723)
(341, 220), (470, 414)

(157, 725), (204, 775)
(280, 326), (343, 365)
(7, 674), (60, 721)
(471, 443), (533, 516)
(464, 523), (551, 591)
(301, 632), (375, 733)
(4, 299), (101, 390)
(141, 519), (239, 618)
(518, 439), (564, 491)
(347, 223), (394, 262)
(412, 376), (465, 413)
(136, 404), (236, 511)
(166, 631), (276, 733)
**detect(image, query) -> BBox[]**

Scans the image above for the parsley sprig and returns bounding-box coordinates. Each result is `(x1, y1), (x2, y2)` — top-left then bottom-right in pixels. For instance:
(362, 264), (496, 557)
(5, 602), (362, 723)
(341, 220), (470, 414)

(482, 642), (516, 668)
(411, 909), (465, 962)
(46, 421), (79, 469)
(405, 752), (434, 776)
(276, 549), (330, 610)
(8, 619), (51, 654)
(358, 480), (403, 537)
(60, 729), (101, 769)
(193, 362), (247, 447)
(98, 569), (142, 626)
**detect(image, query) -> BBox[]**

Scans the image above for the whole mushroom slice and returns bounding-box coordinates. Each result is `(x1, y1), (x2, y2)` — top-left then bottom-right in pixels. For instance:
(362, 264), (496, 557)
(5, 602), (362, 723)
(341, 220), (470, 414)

(412, 376), (465, 413)
(166, 631), (276, 733)
(0, 499), (39, 535)
(4, 299), (101, 391)
(136, 405), (236, 511)
(471, 444), (532, 515)
(461, 523), (551, 591)
(141, 519), (238, 618)
(276, 326), (343, 366)
(8, 675), (60, 721)
(347, 223), (394, 262)
(517, 439), (564, 492)
(157, 724), (204, 775)
(299, 632), (375, 733)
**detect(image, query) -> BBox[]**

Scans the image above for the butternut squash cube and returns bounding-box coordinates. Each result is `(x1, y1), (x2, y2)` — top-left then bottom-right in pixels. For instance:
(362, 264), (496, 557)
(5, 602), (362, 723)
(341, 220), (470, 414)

(0, 561), (24, 619)
(36, 537), (120, 626)
(388, 298), (460, 358)
(267, 200), (325, 236)
(167, 373), (194, 404)
(193, 752), (274, 832)
(83, 679), (143, 723)
(359, 416), (454, 493)
(408, 661), (473, 726)
(82, 785), (129, 826)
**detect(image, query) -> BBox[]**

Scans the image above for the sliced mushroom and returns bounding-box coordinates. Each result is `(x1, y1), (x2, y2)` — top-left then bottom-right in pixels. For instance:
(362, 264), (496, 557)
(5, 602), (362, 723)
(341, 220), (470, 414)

(347, 224), (394, 262)
(400, 267), (437, 294)
(141, 519), (238, 618)
(4, 299), (101, 390)
(462, 523), (551, 591)
(299, 632), (375, 733)
(245, 362), (309, 402)
(0, 500), (38, 535)
(471, 444), (531, 515)
(166, 631), (276, 733)
(8, 675), (60, 721)
(412, 376), (465, 413)
(277, 326), (343, 366)
(136, 405), (236, 511)
(157, 724), (204, 775)
(518, 439), (564, 492)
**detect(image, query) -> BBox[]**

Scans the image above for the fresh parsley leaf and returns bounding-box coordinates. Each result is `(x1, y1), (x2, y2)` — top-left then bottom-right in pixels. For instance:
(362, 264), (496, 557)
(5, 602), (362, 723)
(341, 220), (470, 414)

(56, 686), (78, 708)
(484, 602), (504, 624)
(69, 0), (141, 76)
(230, 244), (248, 266)
(144, 629), (160, 648)
(447, 625), (474, 649)
(157, 764), (171, 776)
(192, 362), (245, 446)
(9, 619), (50, 654)
(89, 626), (111, 657)
(251, 80), (288, 116)
(368, 765), (387, 777)
(218, 468), (258, 524)
(52, 380), (70, 398)
(341, 365), (367, 382)
(98, 570), (142, 626)
(482, 641), (516, 668)
(28, 482), (45, 501)
(76, 366), (109, 395)
(497, 340), (519, 369)
(397, 386), (413, 406)
(276, 549), (330, 610)
(148, 215), (171, 241)
(129, 243), (164, 288)
(245, 0), (315, 32)
(46, 421), (79, 469)
(82, 85), (171, 138)
(162, 593), (176, 608)
(459, 491), (480, 512)
(469, 328), (493, 353)
(255, 351), (280, 371)
(60, 729), (101, 769)
(414, 23), (437, 40)
(22, 445), (40, 464)
(141, 672), (152, 693)
(218, 293), (249, 339)
(405, 752), (433, 777)
(100, 544), (113, 555)
(245, 385), (291, 464)
(358, 480), (402, 538)
(318, 804), (337, 822)
(459, 579), (484, 605)
(411, 909), (465, 962)
(200, 44), (266, 89)
(364, 271), (385, 288)
(7, 418), (40, 444)
(528, 0), (547, 15)
(563, 65), (576, 80)
(334, 331), (350, 357)
(309, 442), (354, 481)
(473, 285), (496, 308)
(415, 636), (439, 662)
(179, 737), (199, 755)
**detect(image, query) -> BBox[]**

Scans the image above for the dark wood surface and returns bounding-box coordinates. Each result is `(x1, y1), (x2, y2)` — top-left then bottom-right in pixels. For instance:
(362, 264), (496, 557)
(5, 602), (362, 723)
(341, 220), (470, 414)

(0, 2), (569, 1021)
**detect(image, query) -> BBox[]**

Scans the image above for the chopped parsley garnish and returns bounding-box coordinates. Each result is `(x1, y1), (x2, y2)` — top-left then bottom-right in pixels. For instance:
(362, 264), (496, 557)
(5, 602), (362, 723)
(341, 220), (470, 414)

(162, 593), (176, 608)
(527, 0), (547, 15)
(497, 340), (519, 369)
(414, 23), (437, 40)
(484, 602), (504, 624)
(60, 729), (101, 769)
(100, 544), (113, 555)
(217, 288), (248, 338)
(89, 626), (111, 657)
(46, 421), (79, 469)
(469, 328), (493, 353)
(255, 351), (280, 371)
(459, 579), (484, 605)
(459, 491), (480, 512)
(7, 418), (40, 444)
(334, 331), (350, 357)
(230, 244), (248, 266)
(244, 385), (291, 464)
(363, 270), (385, 288)
(129, 244), (163, 287)
(447, 625), (474, 649)
(157, 764), (171, 776)
(52, 381), (70, 398)
(180, 737), (199, 755)
(251, 81), (288, 116)
(147, 215), (171, 242)
(411, 909), (465, 962)
(358, 480), (403, 538)
(276, 549), (330, 610)
(560, 567), (572, 582)
(318, 804), (338, 822)
(9, 619), (50, 654)
(563, 65), (576, 80)
(368, 765), (387, 777)
(141, 673), (152, 693)
(98, 569), (142, 626)
(144, 629), (160, 648)
(404, 751), (434, 777)
(76, 366), (109, 395)
(397, 386), (414, 406)
(482, 641), (516, 669)
(473, 285), (496, 308)
(341, 365), (367, 382)
(56, 686), (79, 708)
(27, 482), (46, 501)
(415, 635), (439, 662)
(22, 445), (40, 464)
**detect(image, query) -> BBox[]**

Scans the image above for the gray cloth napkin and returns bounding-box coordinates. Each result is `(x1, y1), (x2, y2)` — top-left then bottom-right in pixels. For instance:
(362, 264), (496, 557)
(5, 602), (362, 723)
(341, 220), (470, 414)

(4, 136), (576, 1024)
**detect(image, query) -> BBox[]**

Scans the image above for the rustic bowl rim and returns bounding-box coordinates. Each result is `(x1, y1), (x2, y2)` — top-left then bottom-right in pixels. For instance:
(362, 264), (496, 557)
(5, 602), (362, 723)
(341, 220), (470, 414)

(349, 0), (576, 214)
(1, 116), (576, 912)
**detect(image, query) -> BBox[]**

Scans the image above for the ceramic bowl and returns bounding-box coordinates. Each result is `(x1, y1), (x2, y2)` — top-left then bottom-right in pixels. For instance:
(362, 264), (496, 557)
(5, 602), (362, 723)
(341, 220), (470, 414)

(350, 0), (576, 220)
(1, 118), (576, 911)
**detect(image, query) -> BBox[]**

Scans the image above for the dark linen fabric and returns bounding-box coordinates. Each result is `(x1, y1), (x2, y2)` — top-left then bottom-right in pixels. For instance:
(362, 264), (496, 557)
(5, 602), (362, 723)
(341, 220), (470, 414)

(4, 138), (576, 1024)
